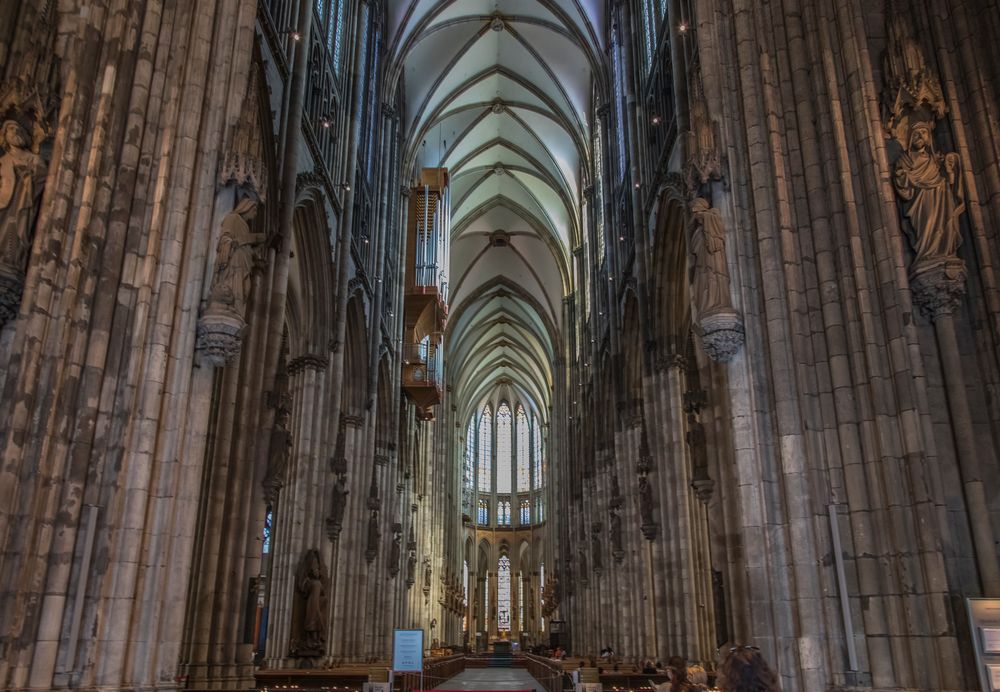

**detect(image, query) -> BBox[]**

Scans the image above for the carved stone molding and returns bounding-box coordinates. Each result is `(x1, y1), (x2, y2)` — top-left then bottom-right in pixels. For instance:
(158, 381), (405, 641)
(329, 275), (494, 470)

(287, 353), (329, 375)
(692, 475), (715, 506)
(196, 308), (246, 367)
(696, 309), (745, 363)
(295, 170), (325, 196)
(0, 265), (25, 326)
(341, 413), (364, 428)
(909, 258), (967, 321)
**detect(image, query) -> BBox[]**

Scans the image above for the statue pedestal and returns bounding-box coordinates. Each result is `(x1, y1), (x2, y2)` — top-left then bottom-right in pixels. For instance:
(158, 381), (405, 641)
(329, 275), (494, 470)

(909, 257), (967, 321)
(696, 308), (745, 362)
(196, 306), (246, 366)
(0, 263), (25, 326)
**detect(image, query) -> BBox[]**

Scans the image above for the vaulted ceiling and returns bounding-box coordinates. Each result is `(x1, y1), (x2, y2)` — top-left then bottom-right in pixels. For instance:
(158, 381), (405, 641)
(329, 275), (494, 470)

(389, 0), (604, 426)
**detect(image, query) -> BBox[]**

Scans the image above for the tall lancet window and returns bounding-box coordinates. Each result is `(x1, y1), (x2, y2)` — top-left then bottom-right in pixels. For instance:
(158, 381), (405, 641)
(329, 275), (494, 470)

(463, 560), (469, 633)
(478, 405), (492, 492)
(516, 405), (530, 492)
(498, 555), (511, 631)
(465, 416), (476, 490)
(533, 416), (543, 490)
(496, 402), (512, 494)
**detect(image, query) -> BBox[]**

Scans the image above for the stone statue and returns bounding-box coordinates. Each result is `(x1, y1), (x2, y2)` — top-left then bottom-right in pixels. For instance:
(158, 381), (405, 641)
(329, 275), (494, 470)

(207, 197), (266, 318)
(0, 119), (46, 272)
(892, 120), (965, 267)
(293, 549), (327, 656)
(326, 473), (349, 541)
(688, 197), (732, 318)
(638, 475), (657, 540)
(262, 394), (292, 503)
(406, 550), (417, 588)
(591, 526), (603, 572)
(609, 508), (623, 563)
(423, 559), (433, 593)
(389, 524), (402, 578)
(366, 509), (380, 563)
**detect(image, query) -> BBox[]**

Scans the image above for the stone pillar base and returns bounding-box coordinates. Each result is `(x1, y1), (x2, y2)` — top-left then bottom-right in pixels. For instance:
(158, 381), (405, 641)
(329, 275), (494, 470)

(196, 307), (247, 366)
(909, 257), (967, 322)
(0, 263), (25, 326)
(695, 308), (745, 362)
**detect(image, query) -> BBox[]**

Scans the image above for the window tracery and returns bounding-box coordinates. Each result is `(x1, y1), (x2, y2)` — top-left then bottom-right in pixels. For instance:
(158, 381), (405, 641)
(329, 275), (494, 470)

(496, 402), (512, 494)
(498, 555), (511, 631)
(516, 405), (529, 492)
(478, 405), (492, 492)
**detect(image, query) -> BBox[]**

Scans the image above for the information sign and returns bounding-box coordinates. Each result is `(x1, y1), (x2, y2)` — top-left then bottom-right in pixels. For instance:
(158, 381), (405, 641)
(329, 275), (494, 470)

(392, 629), (424, 672)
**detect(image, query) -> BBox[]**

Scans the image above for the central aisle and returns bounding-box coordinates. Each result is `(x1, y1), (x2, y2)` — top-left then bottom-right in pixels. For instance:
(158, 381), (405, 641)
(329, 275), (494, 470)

(434, 668), (546, 691)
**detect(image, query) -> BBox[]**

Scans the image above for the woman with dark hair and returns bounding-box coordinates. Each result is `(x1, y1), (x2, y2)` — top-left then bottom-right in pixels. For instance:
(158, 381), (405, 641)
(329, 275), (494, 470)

(718, 646), (780, 692)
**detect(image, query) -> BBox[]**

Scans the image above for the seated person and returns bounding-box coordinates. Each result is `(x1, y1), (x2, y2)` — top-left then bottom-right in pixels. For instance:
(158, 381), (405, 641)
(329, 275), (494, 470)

(599, 644), (615, 658)
(642, 660), (658, 674)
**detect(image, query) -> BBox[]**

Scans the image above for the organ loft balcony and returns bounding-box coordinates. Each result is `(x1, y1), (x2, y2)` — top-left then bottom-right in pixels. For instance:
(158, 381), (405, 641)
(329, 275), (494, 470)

(402, 168), (451, 419)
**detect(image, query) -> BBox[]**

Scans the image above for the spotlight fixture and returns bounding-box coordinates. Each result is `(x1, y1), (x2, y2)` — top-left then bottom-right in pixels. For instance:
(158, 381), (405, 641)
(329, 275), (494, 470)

(651, 115), (662, 125)
(338, 182), (351, 192)
(678, 21), (689, 34)
(282, 28), (303, 41)
(634, 181), (641, 189)
(321, 117), (332, 129)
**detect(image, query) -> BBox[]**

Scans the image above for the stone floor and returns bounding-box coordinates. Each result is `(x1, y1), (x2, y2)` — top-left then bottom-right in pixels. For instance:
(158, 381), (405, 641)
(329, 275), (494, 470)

(434, 668), (546, 691)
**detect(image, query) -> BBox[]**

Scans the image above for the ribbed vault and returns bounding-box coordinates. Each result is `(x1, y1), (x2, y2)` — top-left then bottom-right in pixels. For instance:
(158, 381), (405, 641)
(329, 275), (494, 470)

(389, 0), (603, 425)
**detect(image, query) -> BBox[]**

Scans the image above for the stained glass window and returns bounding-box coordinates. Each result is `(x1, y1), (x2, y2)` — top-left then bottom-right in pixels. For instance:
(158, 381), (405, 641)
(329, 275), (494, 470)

(533, 416), (543, 490)
(613, 30), (628, 181)
(518, 573), (524, 631)
(641, 0), (655, 70)
(498, 555), (511, 631)
(540, 563), (545, 631)
(478, 405), (492, 492)
(498, 499), (511, 526)
(594, 126), (606, 263)
(478, 499), (489, 526)
(519, 499), (530, 525)
(331, 0), (345, 76)
(496, 402), (512, 494)
(262, 505), (273, 554)
(463, 560), (469, 633)
(516, 405), (529, 492)
(465, 417), (476, 490)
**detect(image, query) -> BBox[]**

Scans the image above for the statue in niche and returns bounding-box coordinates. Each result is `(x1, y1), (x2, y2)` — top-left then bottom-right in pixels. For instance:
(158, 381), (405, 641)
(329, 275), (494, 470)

(423, 559), (433, 594)
(365, 509), (380, 563)
(326, 473), (349, 540)
(389, 523), (402, 578)
(638, 475), (656, 529)
(292, 549), (328, 657)
(262, 393), (292, 503)
(688, 197), (733, 319)
(591, 526), (603, 572)
(892, 119), (965, 267)
(207, 196), (266, 319)
(0, 119), (47, 272)
(406, 550), (417, 588)
(609, 508), (624, 563)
